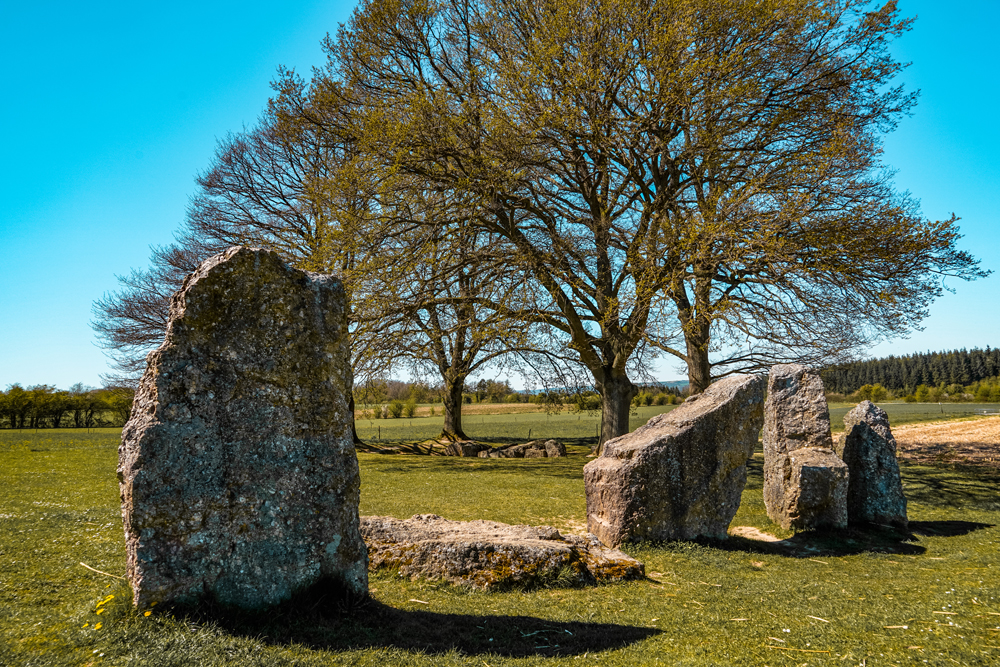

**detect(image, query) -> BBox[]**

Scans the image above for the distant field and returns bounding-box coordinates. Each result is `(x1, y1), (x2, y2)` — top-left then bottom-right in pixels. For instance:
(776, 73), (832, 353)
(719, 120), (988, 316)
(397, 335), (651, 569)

(356, 402), (1000, 446)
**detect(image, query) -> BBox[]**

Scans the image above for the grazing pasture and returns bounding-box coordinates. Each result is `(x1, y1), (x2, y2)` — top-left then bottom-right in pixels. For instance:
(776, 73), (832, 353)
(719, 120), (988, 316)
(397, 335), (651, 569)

(355, 403), (1000, 446)
(1, 419), (999, 666)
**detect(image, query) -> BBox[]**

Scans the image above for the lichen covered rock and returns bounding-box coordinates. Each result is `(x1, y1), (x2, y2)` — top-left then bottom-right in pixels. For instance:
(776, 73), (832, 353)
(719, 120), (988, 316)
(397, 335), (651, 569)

(835, 401), (908, 529)
(763, 364), (847, 530)
(118, 247), (367, 609)
(360, 514), (643, 589)
(583, 375), (765, 547)
(776, 447), (849, 530)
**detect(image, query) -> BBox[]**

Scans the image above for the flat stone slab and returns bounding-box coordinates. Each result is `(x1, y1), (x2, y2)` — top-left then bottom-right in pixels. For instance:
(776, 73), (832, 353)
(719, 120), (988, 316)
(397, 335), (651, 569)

(360, 514), (644, 589)
(584, 374), (765, 547)
(118, 247), (367, 609)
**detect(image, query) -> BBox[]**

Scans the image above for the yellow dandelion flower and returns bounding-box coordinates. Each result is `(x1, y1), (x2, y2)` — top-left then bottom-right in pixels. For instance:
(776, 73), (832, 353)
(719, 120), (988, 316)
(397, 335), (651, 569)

(94, 623), (102, 630)
(144, 611), (152, 617)
(96, 608), (104, 615)
(82, 623), (89, 628)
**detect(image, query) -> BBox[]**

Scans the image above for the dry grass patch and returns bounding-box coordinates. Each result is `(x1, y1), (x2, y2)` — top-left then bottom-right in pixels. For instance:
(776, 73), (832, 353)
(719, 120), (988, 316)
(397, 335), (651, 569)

(894, 416), (1000, 467)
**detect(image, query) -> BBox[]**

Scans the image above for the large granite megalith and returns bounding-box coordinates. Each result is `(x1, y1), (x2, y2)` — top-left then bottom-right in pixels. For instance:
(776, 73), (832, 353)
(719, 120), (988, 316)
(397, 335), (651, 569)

(835, 401), (908, 529)
(118, 247), (367, 609)
(763, 364), (848, 530)
(584, 375), (765, 547)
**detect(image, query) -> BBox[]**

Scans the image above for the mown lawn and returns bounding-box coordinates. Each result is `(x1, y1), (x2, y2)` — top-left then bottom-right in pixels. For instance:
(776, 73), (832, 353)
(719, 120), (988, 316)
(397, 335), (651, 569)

(1, 424), (998, 666)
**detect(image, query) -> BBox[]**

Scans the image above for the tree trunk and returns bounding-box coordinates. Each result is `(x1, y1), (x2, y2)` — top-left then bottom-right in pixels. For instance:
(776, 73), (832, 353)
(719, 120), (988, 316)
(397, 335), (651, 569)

(686, 334), (712, 394)
(348, 393), (363, 445)
(440, 375), (469, 441)
(595, 372), (638, 454)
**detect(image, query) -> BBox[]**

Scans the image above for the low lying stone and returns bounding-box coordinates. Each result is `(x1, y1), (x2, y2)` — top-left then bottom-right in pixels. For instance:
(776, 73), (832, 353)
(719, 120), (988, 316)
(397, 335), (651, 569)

(360, 514), (643, 589)
(583, 374), (765, 547)
(774, 447), (849, 530)
(478, 440), (565, 458)
(763, 364), (847, 530)
(834, 401), (908, 529)
(443, 441), (492, 457)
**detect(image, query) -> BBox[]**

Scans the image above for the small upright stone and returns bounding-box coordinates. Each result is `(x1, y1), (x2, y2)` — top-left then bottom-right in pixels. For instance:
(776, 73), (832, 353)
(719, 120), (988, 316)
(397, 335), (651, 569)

(118, 247), (367, 610)
(584, 375), (765, 547)
(763, 364), (847, 530)
(835, 401), (908, 529)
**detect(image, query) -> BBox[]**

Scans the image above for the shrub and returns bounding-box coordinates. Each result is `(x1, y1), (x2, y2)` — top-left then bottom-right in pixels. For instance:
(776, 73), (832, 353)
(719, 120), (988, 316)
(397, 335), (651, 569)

(388, 400), (404, 418)
(903, 394), (917, 403)
(853, 384), (874, 402)
(373, 405), (383, 419)
(652, 393), (666, 406)
(428, 405), (435, 416)
(402, 399), (417, 418)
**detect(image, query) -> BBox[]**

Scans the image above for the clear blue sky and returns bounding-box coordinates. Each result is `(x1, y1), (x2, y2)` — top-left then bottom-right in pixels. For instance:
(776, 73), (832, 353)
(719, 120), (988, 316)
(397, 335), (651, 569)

(1, 1), (997, 390)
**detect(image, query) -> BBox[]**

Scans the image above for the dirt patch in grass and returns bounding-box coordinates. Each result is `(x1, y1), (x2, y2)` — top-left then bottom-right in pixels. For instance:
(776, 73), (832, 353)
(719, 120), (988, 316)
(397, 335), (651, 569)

(893, 416), (1000, 468)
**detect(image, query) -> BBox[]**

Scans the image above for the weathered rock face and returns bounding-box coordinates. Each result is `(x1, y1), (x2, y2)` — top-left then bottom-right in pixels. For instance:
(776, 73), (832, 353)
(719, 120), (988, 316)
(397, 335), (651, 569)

(834, 401), (908, 529)
(583, 375), (765, 547)
(776, 447), (849, 530)
(118, 247), (367, 610)
(763, 364), (847, 530)
(360, 514), (643, 589)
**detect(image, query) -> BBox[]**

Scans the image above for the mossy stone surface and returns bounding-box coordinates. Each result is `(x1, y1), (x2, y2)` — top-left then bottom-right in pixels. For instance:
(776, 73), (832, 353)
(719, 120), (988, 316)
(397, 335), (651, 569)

(118, 247), (366, 610)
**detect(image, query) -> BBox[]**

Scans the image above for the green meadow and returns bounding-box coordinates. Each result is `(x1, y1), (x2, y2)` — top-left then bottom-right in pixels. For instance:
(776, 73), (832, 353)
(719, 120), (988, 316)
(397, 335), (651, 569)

(2, 416), (999, 666)
(356, 402), (1000, 445)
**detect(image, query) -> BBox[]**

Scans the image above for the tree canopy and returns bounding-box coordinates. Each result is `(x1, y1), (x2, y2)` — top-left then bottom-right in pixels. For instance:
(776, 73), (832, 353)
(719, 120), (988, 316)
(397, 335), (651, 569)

(95, 0), (986, 448)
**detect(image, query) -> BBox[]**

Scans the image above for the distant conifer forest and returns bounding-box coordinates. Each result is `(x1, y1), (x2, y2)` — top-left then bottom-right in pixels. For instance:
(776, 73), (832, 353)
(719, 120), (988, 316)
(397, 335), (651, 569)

(822, 347), (1000, 402)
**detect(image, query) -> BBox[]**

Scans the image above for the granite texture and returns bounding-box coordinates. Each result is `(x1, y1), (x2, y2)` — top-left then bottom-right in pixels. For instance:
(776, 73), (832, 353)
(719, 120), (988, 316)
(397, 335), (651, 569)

(583, 375), (765, 547)
(118, 246), (367, 609)
(361, 514), (643, 589)
(763, 364), (847, 530)
(835, 401), (908, 529)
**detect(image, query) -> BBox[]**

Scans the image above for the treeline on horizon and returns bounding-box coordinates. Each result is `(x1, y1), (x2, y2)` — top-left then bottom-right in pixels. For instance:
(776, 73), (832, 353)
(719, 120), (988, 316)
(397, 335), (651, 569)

(1, 377), (688, 429)
(355, 378), (687, 417)
(821, 347), (1000, 396)
(0, 384), (133, 429)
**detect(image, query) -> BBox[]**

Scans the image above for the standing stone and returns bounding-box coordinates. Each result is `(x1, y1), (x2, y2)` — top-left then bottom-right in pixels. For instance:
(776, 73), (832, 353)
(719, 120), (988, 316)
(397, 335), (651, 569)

(763, 364), (848, 530)
(834, 401), (908, 529)
(118, 247), (367, 609)
(584, 375), (765, 547)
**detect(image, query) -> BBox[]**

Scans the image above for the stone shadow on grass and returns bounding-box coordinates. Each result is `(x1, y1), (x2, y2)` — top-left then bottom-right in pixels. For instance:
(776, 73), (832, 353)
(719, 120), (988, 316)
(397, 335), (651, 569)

(173, 578), (659, 658)
(717, 519), (992, 558)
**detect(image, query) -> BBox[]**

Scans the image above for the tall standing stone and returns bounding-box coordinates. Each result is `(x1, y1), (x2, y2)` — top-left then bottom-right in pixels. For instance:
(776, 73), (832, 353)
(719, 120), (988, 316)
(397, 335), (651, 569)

(584, 375), (765, 547)
(118, 247), (367, 609)
(834, 401), (908, 529)
(763, 364), (848, 530)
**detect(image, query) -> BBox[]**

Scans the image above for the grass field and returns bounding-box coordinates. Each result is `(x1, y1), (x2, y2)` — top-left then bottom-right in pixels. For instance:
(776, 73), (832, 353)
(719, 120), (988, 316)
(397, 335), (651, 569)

(356, 402), (1000, 446)
(2, 417), (999, 666)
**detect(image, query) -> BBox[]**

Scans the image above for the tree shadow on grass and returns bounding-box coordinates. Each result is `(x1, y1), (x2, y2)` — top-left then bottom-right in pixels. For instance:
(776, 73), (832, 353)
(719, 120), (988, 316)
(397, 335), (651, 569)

(174, 579), (658, 658)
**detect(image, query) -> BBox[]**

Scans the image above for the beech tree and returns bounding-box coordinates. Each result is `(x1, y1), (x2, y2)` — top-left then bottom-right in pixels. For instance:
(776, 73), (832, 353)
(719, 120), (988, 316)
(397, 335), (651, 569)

(312, 0), (985, 447)
(93, 103), (539, 442)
